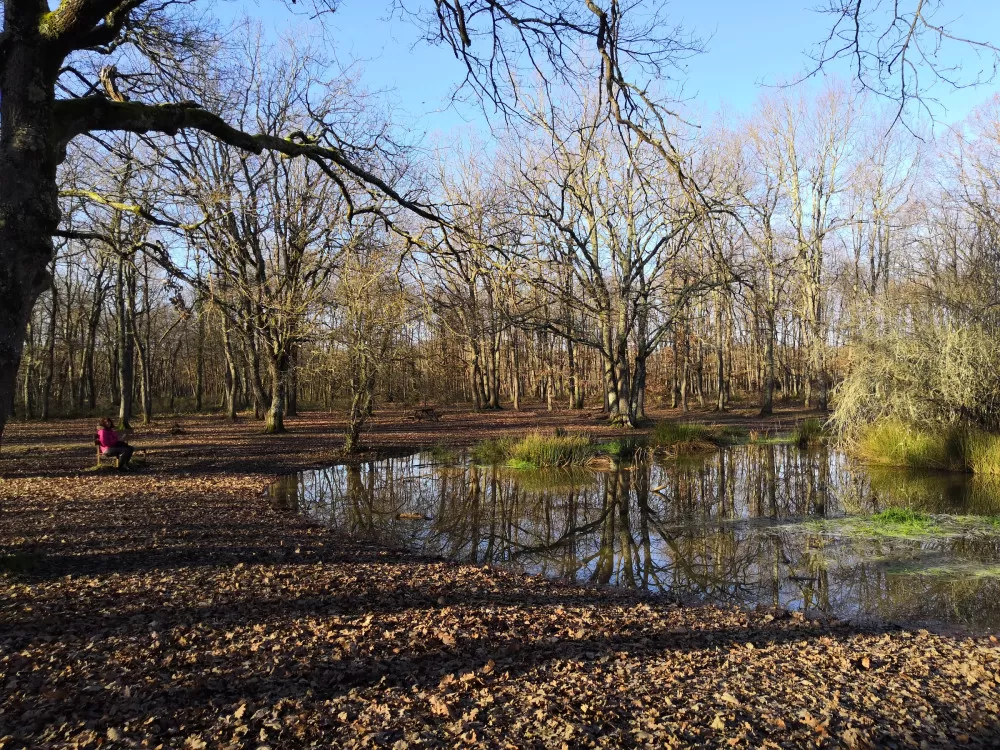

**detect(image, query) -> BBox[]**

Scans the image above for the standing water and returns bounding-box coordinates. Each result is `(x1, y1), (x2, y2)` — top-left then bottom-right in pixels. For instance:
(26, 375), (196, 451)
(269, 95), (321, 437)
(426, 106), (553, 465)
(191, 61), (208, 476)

(268, 444), (1000, 632)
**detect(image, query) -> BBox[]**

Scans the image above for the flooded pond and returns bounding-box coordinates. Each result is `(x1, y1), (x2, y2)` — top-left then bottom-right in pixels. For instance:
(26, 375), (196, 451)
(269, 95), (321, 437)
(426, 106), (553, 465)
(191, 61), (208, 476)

(268, 444), (1000, 633)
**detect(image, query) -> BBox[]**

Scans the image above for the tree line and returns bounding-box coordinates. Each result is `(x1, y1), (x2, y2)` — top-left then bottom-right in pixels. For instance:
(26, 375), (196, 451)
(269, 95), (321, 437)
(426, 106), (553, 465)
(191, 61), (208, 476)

(2, 0), (997, 449)
(15, 51), (1000, 446)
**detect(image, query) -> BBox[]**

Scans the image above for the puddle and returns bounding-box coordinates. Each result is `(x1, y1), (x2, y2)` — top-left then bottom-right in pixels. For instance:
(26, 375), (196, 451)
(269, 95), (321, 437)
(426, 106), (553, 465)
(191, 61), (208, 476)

(269, 444), (1000, 632)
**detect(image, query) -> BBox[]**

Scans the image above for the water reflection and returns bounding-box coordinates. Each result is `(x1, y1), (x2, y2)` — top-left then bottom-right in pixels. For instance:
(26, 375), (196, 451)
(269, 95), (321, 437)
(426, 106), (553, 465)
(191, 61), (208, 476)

(269, 445), (1000, 632)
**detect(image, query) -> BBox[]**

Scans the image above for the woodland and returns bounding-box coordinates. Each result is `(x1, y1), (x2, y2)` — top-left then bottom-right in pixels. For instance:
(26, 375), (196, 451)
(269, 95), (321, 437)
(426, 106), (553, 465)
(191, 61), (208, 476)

(2, 0), (999, 450)
(4, 0), (1000, 748)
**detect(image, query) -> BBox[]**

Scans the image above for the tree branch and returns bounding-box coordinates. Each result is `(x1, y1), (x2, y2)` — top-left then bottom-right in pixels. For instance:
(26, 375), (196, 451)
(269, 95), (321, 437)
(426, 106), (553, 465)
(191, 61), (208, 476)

(53, 96), (448, 227)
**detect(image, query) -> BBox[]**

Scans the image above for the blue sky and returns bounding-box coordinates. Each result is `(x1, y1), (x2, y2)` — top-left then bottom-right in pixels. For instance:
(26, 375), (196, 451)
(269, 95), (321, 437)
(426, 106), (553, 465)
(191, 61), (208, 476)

(226, 0), (1000, 139)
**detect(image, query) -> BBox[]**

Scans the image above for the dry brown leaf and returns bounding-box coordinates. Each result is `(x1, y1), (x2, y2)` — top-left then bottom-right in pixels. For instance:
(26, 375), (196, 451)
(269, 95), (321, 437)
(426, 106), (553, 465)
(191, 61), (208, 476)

(430, 696), (450, 718)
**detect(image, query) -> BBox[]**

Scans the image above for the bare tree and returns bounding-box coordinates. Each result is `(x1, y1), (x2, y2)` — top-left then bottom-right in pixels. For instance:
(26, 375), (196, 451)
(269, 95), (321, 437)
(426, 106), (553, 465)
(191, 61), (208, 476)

(513, 100), (702, 425)
(334, 234), (411, 452)
(814, 0), (999, 124)
(2, 0), (687, 445)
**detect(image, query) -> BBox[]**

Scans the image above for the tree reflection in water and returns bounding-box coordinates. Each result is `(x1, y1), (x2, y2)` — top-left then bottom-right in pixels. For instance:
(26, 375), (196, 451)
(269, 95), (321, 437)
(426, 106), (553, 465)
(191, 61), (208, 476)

(269, 445), (1000, 631)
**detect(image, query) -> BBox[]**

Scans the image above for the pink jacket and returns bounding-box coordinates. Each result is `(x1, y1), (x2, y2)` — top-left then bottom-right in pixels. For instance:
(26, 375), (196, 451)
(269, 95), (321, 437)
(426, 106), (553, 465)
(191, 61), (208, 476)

(96, 427), (118, 453)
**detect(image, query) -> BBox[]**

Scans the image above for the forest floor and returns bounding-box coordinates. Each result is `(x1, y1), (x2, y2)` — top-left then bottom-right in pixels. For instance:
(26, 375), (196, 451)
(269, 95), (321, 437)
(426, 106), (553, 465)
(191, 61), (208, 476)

(0, 401), (823, 477)
(2, 406), (1000, 748)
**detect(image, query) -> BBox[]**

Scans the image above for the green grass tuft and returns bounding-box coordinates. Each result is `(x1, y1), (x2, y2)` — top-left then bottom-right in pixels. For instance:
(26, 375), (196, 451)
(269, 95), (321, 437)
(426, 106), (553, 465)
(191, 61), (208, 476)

(600, 436), (649, 460)
(506, 432), (595, 468)
(470, 438), (515, 465)
(650, 422), (720, 453)
(869, 507), (933, 534)
(792, 418), (828, 446)
(471, 432), (595, 468)
(871, 507), (930, 523)
(853, 419), (1000, 475)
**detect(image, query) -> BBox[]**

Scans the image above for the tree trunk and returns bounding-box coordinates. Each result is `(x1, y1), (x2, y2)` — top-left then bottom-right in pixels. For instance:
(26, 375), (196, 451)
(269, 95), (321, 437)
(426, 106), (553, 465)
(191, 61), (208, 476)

(286, 344), (299, 417)
(670, 329), (680, 409)
(222, 316), (240, 420)
(566, 337), (583, 409)
(344, 370), (375, 454)
(40, 284), (57, 420)
(137, 263), (153, 424)
(80, 287), (102, 411)
(630, 351), (648, 424)
(510, 334), (521, 411)
(264, 351), (288, 434)
(680, 327), (690, 412)
(487, 335), (501, 409)
(715, 299), (727, 412)
(136, 342), (152, 424)
(135, 328), (152, 425)
(815, 319), (829, 411)
(695, 339), (705, 408)
(761, 307), (776, 416)
(0, 54), (61, 447)
(116, 256), (134, 429)
(21, 357), (35, 420)
(194, 302), (205, 412)
(245, 332), (268, 420)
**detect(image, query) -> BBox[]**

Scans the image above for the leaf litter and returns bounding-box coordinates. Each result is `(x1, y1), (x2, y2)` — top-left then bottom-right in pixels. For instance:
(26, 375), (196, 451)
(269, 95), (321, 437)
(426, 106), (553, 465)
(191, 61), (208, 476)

(1, 416), (1000, 748)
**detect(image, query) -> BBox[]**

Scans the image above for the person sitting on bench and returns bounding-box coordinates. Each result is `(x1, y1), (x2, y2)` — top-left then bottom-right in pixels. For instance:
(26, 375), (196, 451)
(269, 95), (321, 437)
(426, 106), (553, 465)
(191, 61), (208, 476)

(96, 417), (134, 469)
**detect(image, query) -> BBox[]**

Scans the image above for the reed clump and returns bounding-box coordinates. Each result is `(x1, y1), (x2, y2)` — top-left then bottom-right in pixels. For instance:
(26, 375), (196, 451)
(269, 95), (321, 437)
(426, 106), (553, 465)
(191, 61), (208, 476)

(792, 417), (828, 447)
(962, 430), (1000, 476)
(507, 432), (596, 467)
(472, 432), (596, 468)
(853, 419), (1000, 475)
(650, 422), (721, 453)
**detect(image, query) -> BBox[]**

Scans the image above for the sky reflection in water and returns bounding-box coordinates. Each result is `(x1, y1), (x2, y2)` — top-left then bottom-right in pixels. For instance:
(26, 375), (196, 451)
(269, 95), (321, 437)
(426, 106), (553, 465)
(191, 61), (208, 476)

(269, 445), (1000, 633)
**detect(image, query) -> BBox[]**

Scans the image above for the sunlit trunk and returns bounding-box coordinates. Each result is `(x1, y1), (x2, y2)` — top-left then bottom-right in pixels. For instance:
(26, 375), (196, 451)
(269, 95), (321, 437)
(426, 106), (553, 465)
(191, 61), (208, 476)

(761, 307), (776, 416)
(116, 257), (134, 429)
(264, 351), (288, 434)
(40, 285), (57, 420)
(222, 316), (240, 420)
(194, 303), (205, 412)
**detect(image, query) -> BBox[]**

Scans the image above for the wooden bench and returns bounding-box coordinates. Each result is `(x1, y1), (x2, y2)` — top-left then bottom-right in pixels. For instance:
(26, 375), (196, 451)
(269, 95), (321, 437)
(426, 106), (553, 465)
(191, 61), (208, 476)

(94, 434), (123, 468)
(409, 407), (441, 422)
